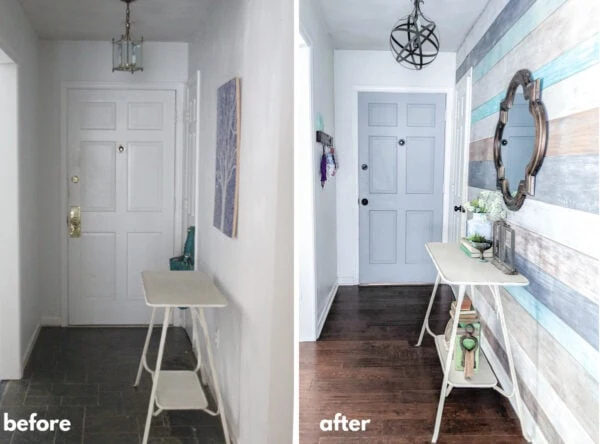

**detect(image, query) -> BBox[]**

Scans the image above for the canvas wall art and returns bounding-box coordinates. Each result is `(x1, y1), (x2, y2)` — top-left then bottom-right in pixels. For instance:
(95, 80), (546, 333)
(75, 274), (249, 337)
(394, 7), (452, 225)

(213, 77), (241, 238)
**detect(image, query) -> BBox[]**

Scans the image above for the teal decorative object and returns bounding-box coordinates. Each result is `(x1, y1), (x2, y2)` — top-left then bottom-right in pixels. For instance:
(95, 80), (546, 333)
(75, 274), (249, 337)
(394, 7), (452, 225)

(315, 113), (324, 132)
(169, 226), (195, 271)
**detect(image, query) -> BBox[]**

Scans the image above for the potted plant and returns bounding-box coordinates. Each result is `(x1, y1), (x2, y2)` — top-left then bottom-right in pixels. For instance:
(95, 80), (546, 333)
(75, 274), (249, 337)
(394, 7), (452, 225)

(463, 191), (506, 240)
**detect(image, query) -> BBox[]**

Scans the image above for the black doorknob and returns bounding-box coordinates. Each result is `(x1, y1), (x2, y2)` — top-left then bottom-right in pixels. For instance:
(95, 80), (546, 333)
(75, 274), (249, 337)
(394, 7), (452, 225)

(361, 198), (369, 206)
(454, 205), (465, 213)
(501, 139), (508, 146)
(361, 164), (368, 171)
(398, 139), (406, 146)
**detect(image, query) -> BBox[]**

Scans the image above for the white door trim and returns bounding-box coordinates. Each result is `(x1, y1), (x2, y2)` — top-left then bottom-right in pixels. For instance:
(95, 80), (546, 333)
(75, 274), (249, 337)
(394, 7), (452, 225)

(351, 85), (455, 285)
(59, 81), (186, 326)
(296, 24), (318, 341)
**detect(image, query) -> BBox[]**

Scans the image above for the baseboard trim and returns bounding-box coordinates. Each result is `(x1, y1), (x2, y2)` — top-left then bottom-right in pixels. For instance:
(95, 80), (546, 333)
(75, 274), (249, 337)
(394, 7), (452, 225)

(481, 338), (548, 444)
(316, 282), (339, 340)
(22, 324), (41, 374)
(41, 316), (62, 326)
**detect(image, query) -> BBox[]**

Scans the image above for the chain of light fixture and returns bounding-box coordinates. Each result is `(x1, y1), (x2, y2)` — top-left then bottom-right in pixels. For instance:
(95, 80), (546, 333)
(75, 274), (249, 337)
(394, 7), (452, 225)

(112, 0), (144, 74)
(389, 0), (440, 70)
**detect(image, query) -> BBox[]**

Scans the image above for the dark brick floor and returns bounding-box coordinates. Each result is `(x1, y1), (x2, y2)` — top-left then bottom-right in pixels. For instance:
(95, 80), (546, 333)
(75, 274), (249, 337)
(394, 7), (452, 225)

(0, 327), (226, 444)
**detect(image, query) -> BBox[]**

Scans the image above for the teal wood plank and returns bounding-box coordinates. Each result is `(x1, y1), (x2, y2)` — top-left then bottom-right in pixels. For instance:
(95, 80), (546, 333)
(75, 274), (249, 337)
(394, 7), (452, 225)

(472, 0), (567, 82)
(505, 285), (599, 382)
(515, 253), (598, 349)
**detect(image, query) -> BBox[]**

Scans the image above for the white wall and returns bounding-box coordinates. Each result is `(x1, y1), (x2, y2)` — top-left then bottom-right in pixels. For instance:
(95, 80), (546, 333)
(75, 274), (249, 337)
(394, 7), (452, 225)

(299, 0), (337, 340)
(334, 50), (457, 284)
(187, 0), (293, 442)
(0, 0), (40, 380)
(37, 41), (189, 324)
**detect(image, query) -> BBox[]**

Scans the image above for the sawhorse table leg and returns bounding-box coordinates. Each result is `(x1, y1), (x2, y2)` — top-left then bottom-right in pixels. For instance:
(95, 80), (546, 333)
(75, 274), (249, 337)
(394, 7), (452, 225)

(142, 307), (171, 444)
(416, 274), (441, 347)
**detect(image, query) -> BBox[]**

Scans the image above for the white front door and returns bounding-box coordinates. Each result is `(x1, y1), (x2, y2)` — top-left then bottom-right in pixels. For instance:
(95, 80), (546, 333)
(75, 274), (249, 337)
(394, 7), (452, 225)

(67, 88), (176, 325)
(448, 68), (472, 242)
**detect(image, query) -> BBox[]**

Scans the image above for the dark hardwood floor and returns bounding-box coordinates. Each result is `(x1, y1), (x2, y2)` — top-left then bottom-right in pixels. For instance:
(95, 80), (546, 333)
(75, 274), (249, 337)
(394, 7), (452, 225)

(300, 285), (526, 444)
(0, 327), (225, 444)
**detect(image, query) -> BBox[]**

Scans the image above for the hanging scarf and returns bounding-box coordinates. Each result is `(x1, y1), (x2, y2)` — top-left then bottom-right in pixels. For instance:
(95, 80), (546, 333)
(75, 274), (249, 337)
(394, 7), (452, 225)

(320, 150), (327, 188)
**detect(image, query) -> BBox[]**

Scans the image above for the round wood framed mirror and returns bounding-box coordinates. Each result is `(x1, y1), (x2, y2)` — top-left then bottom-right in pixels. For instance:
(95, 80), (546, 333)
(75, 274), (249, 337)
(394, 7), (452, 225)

(493, 69), (548, 210)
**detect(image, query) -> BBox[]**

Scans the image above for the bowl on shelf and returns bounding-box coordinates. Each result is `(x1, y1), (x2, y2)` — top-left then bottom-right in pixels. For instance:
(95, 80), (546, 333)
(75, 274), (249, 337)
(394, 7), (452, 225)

(470, 239), (492, 262)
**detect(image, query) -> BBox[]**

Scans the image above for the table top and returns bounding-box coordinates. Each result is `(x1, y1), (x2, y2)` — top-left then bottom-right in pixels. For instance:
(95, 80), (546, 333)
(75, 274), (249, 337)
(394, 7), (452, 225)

(426, 243), (529, 286)
(141, 271), (228, 308)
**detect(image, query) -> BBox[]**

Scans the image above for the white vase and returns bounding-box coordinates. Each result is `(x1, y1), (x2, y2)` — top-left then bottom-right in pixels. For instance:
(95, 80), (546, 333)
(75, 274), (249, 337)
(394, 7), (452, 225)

(467, 213), (492, 240)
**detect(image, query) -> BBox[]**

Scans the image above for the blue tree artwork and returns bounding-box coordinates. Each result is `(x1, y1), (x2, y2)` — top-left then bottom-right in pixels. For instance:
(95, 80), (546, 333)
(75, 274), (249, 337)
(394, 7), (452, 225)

(213, 77), (241, 238)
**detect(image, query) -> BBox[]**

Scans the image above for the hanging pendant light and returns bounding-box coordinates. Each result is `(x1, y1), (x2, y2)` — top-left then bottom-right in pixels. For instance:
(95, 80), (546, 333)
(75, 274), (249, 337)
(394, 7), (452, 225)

(112, 0), (144, 74)
(389, 0), (439, 70)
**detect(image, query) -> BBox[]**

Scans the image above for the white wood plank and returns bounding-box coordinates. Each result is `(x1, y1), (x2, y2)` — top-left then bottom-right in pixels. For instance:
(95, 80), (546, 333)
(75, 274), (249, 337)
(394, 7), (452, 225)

(471, 65), (600, 142)
(473, 286), (598, 442)
(469, 186), (600, 259)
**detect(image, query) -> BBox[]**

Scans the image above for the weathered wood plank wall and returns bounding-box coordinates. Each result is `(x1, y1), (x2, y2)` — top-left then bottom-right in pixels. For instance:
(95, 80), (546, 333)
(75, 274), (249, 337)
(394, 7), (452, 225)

(457, 0), (600, 442)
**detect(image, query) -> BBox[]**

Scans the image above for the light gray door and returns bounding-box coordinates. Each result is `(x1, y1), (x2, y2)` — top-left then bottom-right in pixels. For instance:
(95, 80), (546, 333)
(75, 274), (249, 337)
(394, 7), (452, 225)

(358, 92), (446, 284)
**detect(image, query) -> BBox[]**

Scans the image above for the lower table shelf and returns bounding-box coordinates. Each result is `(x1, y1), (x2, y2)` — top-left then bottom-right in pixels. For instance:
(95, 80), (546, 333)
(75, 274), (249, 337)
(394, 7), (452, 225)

(155, 370), (208, 410)
(434, 335), (497, 388)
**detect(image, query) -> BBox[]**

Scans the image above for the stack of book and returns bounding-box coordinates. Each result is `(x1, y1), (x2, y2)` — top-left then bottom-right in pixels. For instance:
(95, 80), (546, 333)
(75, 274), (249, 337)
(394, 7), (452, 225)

(460, 237), (493, 258)
(449, 299), (478, 322)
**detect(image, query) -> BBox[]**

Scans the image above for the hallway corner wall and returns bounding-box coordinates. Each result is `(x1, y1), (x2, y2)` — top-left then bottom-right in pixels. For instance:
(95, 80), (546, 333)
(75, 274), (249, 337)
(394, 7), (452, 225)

(299, 0), (338, 339)
(334, 50), (457, 284)
(459, 0), (600, 442)
(36, 40), (189, 325)
(186, 0), (293, 441)
(0, 0), (40, 379)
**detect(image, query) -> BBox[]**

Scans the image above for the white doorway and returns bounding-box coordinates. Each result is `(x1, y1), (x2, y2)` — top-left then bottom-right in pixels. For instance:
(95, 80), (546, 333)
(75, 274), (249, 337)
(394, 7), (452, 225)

(0, 48), (20, 379)
(65, 87), (178, 325)
(447, 68), (472, 242)
(295, 29), (318, 341)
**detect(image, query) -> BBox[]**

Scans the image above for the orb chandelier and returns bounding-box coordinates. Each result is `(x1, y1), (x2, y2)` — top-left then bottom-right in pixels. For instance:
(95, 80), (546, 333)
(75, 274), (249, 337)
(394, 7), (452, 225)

(389, 0), (440, 70)
(112, 0), (144, 74)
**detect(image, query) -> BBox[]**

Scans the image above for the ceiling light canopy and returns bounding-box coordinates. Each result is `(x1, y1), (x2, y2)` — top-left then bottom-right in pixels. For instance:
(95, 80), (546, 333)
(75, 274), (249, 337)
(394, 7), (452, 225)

(389, 0), (440, 70)
(112, 0), (143, 74)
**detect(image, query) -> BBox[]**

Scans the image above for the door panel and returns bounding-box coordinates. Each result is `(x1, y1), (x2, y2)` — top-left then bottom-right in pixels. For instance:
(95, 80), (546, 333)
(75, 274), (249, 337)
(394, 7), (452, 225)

(369, 136), (398, 194)
(369, 210), (398, 264)
(67, 88), (176, 325)
(359, 92), (445, 284)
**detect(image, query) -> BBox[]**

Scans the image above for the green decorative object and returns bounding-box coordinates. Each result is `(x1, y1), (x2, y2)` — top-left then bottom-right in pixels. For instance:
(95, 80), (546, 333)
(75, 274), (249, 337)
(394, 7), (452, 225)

(453, 321), (481, 372)
(169, 226), (195, 271)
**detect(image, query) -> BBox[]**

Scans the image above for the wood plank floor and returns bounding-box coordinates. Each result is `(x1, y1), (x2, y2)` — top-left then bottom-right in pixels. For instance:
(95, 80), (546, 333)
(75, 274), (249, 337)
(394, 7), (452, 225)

(300, 285), (527, 444)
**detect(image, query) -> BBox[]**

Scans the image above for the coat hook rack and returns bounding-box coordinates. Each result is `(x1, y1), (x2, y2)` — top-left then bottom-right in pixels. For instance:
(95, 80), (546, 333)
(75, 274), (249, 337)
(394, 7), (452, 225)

(316, 130), (333, 147)
(316, 130), (337, 188)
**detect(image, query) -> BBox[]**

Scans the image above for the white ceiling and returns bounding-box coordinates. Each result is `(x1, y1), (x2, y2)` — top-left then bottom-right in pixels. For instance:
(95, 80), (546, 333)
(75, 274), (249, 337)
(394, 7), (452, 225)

(316, 0), (489, 51)
(18, 0), (215, 41)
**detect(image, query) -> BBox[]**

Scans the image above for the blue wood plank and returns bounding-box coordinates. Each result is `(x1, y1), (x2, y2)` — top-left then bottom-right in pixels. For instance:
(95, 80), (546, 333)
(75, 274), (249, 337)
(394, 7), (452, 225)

(456, 0), (538, 81)
(468, 160), (497, 190)
(534, 154), (599, 214)
(472, 0), (567, 82)
(472, 34), (600, 123)
(515, 253), (599, 349)
(505, 285), (599, 382)
(468, 155), (599, 213)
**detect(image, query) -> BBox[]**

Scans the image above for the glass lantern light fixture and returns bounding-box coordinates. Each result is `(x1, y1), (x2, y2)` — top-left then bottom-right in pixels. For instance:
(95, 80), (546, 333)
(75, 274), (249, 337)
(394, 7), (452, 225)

(112, 0), (143, 74)
(389, 0), (440, 70)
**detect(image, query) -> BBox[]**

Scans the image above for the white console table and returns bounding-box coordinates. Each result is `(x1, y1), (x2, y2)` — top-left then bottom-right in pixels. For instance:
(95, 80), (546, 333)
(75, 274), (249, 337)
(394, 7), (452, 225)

(416, 242), (530, 443)
(134, 271), (230, 444)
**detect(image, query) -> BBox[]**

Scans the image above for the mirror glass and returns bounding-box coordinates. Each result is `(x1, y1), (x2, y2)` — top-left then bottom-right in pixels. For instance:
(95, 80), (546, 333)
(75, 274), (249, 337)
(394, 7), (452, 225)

(500, 85), (535, 195)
